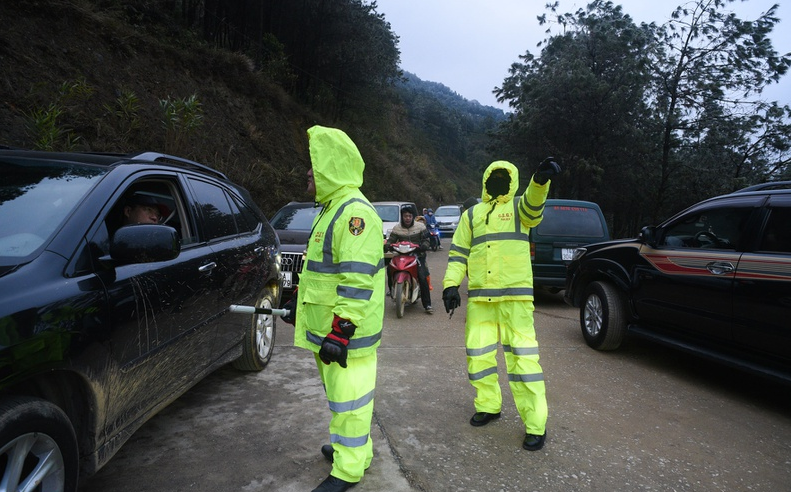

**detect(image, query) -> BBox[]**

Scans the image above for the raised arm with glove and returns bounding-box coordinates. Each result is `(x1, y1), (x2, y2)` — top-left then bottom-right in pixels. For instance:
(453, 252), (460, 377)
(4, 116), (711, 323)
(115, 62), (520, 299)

(533, 157), (561, 185)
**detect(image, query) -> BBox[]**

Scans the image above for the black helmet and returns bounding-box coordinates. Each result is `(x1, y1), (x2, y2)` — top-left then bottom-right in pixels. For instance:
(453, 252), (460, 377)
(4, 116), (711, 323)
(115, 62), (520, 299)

(400, 204), (417, 217)
(400, 204), (417, 227)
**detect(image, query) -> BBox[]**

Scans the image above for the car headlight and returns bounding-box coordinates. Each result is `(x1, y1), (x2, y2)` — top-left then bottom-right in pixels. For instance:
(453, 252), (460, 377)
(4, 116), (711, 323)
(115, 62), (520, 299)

(571, 247), (587, 261)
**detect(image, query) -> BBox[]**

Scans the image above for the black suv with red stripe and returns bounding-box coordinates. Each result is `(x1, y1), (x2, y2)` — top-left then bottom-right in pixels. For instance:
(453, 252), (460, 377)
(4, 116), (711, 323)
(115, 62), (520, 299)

(564, 182), (791, 384)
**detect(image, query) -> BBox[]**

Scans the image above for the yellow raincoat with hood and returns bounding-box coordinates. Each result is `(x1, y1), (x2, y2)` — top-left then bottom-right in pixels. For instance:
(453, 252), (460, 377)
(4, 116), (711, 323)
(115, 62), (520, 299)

(443, 160), (549, 435)
(295, 125), (385, 483)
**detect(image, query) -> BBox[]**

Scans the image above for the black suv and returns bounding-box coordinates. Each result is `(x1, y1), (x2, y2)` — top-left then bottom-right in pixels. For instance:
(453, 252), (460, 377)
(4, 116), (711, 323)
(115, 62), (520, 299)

(530, 199), (610, 293)
(0, 150), (282, 490)
(270, 201), (322, 304)
(564, 183), (791, 383)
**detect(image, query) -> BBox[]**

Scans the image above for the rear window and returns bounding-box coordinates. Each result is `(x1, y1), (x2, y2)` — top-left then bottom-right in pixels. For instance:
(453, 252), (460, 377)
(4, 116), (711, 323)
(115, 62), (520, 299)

(435, 206), (460, 217)
(271, 206), (322, 230)
(534, 205), (605, 238)
(374, 205), (400, 223)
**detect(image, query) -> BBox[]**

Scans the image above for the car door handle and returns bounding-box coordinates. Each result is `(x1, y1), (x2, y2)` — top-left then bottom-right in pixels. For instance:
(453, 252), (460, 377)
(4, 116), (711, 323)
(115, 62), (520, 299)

(706, 261), (734, 275)
(198, 261), (217, 273)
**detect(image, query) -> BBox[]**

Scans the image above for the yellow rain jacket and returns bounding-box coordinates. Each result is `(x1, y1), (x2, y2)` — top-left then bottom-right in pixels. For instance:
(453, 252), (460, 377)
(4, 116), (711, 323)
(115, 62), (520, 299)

(443, 160), (550, 435)
(444, 160), (548, 299)
(294, 126), (385, 357)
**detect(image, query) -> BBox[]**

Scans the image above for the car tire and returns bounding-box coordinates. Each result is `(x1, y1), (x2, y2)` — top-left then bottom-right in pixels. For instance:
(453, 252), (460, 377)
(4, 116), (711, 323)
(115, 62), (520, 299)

(0, 396), (79, 492)
(232, 289), (276, 371)
(580, 281), (627, 350)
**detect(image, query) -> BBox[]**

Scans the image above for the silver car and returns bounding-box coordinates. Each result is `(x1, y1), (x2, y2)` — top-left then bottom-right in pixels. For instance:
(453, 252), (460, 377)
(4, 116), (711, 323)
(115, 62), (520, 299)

(434, 204), (463, 236)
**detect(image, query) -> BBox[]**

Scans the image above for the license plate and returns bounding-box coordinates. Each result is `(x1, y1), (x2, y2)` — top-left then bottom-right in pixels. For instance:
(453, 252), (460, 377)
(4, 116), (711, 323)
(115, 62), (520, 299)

(561, 248), (574, 261)
(281, 271), (292, 288)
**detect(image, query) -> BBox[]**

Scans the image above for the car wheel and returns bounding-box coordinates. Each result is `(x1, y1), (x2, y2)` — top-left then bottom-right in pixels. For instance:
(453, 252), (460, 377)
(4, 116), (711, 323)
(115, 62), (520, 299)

(580, 281), (627, 350)
(0, 396), (79, 492)
(232, 290), (276, 371)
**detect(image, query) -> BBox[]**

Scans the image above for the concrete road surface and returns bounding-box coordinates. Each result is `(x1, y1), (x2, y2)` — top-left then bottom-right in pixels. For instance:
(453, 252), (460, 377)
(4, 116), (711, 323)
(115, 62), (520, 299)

(80, 250), (791, 491)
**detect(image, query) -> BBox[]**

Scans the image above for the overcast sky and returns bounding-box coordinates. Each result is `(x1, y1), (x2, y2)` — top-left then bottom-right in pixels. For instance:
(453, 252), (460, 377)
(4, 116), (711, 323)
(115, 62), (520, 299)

(372, 0), (791, 111)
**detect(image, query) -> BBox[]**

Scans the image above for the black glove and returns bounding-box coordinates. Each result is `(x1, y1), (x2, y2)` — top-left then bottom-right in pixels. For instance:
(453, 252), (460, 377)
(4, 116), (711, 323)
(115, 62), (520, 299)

(442, 286), (461, 313)
(384, 243), (393, 253)
(281, 287), (297, 325)
(534, 157), (561, 185)
(318, 315), (356, 368)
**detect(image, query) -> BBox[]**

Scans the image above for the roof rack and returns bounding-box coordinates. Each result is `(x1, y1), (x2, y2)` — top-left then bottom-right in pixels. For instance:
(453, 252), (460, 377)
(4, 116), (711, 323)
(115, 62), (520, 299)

(124, 152), (228, 180)
(732, 181), (791, 193)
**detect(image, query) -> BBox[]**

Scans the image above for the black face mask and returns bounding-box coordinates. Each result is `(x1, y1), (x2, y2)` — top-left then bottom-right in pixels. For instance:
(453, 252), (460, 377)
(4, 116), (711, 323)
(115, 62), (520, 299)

(486, 170), (510, 198)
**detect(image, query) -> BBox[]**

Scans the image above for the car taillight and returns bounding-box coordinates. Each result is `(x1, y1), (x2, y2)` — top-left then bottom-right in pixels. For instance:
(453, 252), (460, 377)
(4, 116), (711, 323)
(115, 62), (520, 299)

(530, 241), (535, 261)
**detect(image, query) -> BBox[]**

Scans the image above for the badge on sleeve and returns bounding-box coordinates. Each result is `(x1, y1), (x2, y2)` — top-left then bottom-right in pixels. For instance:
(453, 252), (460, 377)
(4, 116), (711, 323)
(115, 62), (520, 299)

(349, 217), (365, 236)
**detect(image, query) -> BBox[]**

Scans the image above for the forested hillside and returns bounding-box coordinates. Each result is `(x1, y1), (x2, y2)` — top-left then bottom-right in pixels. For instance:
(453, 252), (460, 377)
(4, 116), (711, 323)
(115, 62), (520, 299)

(3, 0), (790, 237)
(0, 0), (503, 218)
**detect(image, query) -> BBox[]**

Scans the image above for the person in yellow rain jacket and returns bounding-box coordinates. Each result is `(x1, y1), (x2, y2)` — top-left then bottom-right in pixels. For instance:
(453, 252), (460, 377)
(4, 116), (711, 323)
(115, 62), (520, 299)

(284, 125), (385, 492)
(441, 158), (560, 452)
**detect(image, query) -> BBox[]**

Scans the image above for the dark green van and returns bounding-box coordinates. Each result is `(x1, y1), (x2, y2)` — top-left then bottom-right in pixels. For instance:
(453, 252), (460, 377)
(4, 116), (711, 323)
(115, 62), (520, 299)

(530, 199), (609, 292)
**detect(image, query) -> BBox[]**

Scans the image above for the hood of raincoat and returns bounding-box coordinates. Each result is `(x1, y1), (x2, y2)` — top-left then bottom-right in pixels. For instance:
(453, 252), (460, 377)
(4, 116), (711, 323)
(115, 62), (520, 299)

(481, 160), (519, 204)
(307, 125), (364, 205)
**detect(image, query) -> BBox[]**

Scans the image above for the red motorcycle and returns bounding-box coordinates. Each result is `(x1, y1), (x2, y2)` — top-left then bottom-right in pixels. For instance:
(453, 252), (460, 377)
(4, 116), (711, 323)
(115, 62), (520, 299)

(387, 241), (422, 318)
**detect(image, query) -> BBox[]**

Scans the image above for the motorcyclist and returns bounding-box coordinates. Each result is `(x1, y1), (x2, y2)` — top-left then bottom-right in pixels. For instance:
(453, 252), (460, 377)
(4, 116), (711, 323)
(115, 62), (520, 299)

(424, 208), (441, 249)
(385, 204), (433, 314)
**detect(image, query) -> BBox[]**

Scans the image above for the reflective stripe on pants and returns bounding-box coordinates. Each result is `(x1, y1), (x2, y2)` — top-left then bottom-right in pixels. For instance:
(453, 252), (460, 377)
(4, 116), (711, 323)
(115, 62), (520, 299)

(316, 351), (377, 482)
(465, 300), (548, 434)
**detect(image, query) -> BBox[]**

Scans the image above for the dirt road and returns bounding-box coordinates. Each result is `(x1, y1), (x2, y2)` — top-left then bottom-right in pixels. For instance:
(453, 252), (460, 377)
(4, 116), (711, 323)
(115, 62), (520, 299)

(80, 251), (791, 491)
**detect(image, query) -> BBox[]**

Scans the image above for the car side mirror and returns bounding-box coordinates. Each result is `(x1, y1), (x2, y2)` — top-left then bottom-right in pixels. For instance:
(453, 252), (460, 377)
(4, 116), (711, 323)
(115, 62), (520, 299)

(638, 226), (657, 247)
(106, 224), (181, 264)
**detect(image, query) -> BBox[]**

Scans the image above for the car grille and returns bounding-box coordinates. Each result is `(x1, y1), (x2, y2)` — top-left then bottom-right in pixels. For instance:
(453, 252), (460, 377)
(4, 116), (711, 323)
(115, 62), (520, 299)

(281, 252), (305, 273)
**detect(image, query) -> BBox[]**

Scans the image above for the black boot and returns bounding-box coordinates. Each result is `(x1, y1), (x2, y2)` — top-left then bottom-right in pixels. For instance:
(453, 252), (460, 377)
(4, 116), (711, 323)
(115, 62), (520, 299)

(469, 411), (501, 427)
(522, 432), (546, 451)
(321, 444), (333, 462)
(311, 475), (357, 492)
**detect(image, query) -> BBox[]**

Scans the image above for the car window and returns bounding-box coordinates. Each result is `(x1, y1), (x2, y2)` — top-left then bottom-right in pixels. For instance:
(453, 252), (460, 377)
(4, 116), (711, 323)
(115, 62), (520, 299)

(189, 178), (238, 241)
(535, 205), (605, 237)
(0, 161), (106, 259)
(106, 178), (194, 243)
(228, 194), (260, 234)
(272, 206), (322, 230)
(435, 206), (460, 217)
(374, 205), (400, 223)
(660, 206), (752, 250)
(67, 178), (190, 276)
(759, 207), (791, 253)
